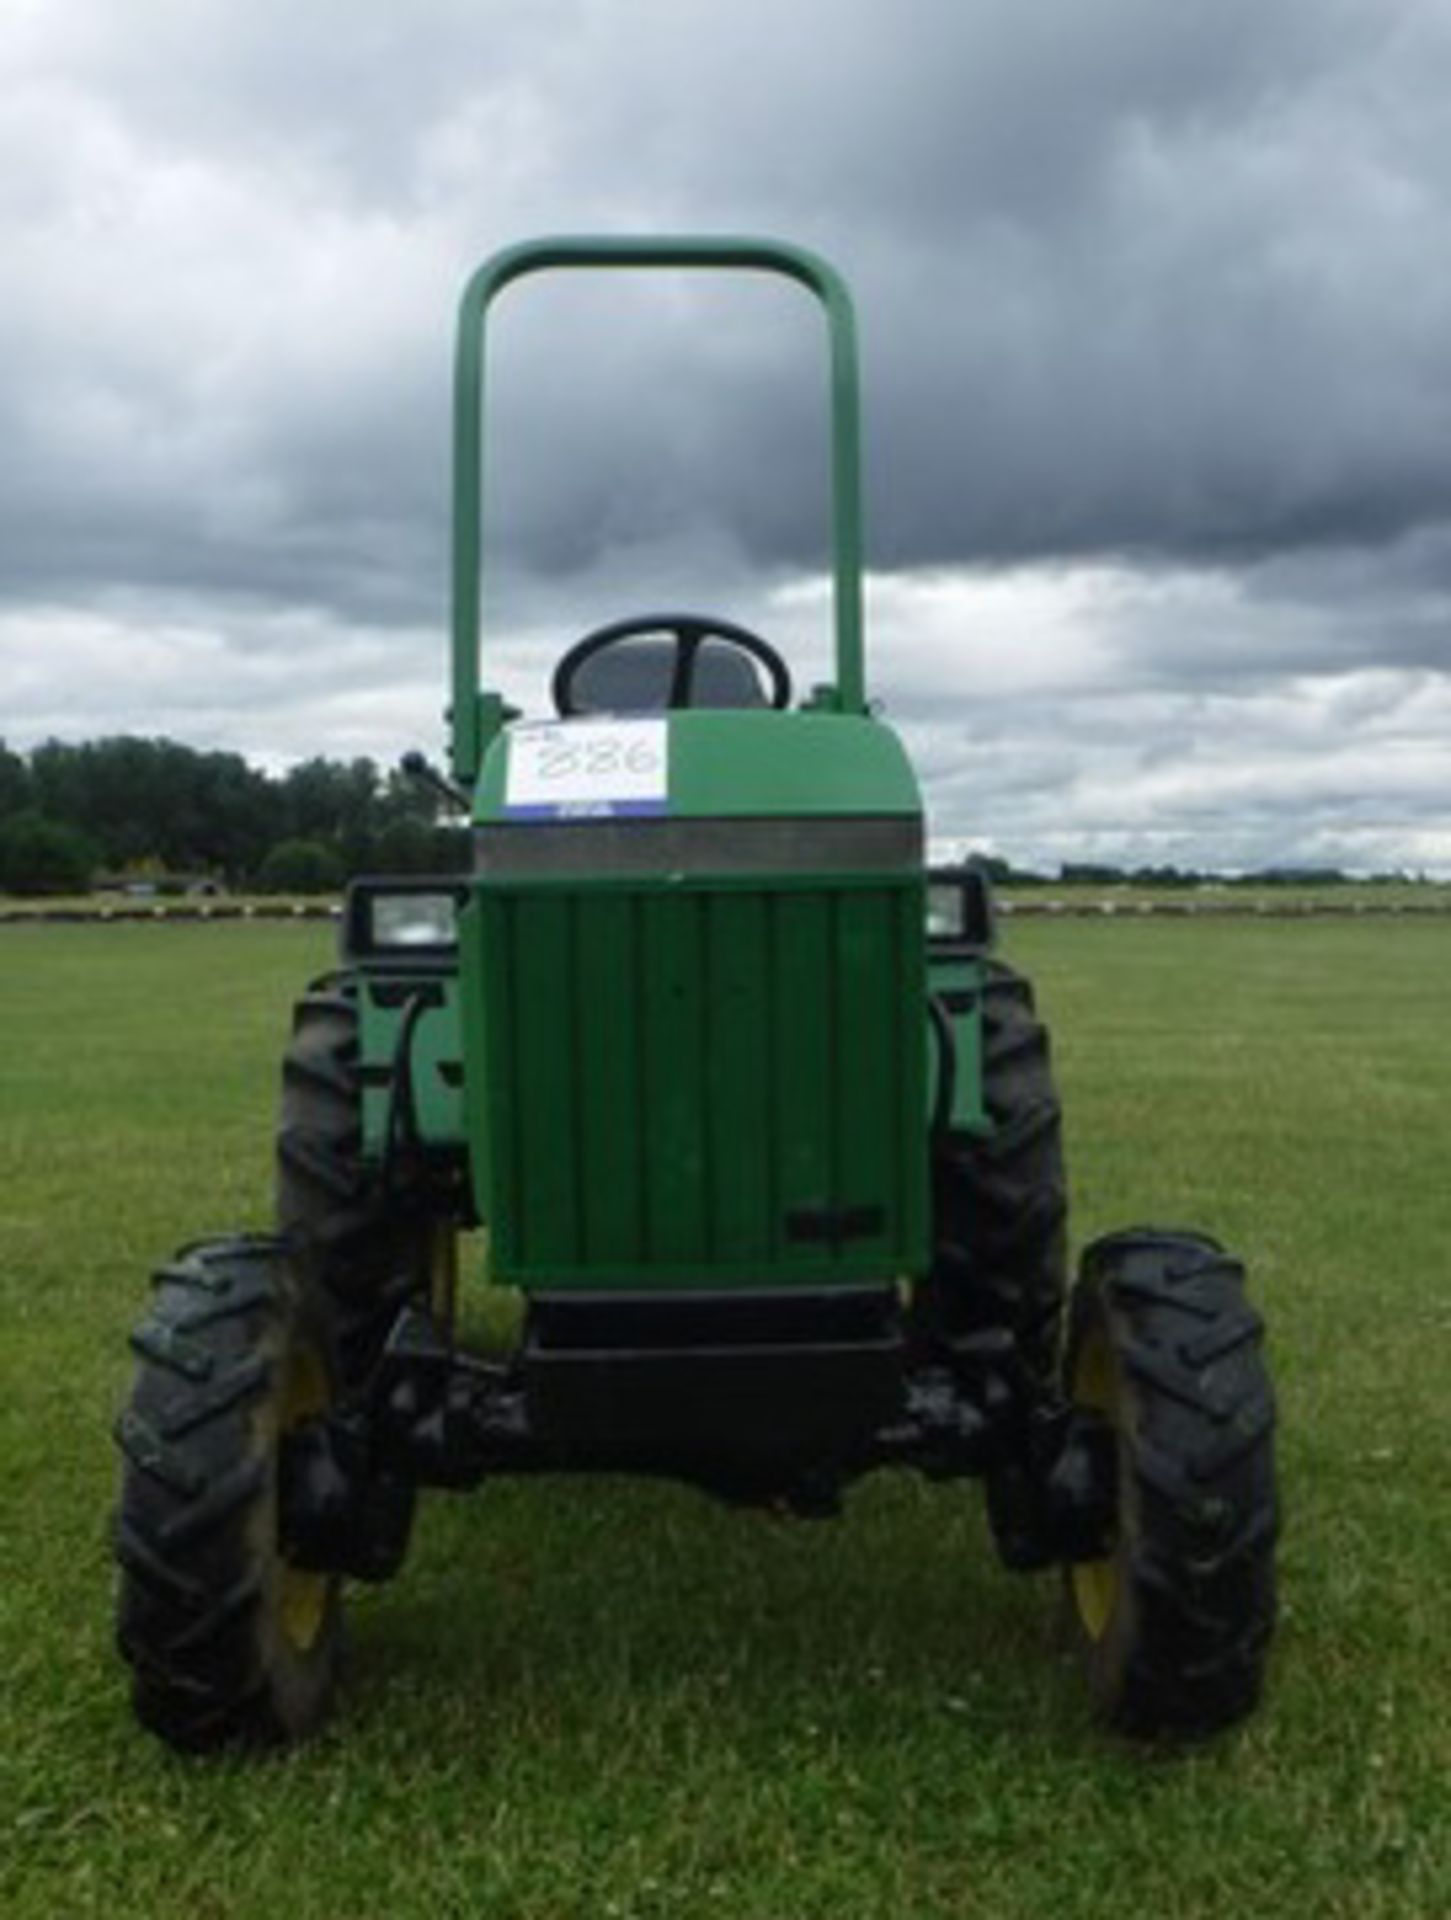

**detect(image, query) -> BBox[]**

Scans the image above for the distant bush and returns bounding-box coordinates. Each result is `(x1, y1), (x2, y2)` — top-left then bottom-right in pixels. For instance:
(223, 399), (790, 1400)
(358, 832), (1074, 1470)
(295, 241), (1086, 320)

(257, 838), (344, 896)
(0, 809), (97, 895)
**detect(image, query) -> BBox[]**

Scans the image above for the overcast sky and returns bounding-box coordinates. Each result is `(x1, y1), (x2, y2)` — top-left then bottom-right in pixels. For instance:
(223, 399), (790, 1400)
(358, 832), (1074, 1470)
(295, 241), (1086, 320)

(3, 0), (1449, 872)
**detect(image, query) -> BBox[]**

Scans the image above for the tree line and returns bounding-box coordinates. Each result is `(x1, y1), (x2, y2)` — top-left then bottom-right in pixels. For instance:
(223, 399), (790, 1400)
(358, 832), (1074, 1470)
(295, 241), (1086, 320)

(0, 736), (467, 895)
(1, 734), (1427, 898)
(972, 856), (1422, 889)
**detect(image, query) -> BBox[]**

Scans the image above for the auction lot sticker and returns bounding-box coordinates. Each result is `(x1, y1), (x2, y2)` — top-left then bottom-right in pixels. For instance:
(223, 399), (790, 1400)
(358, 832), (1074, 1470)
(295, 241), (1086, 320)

(505, 718), (669, 819)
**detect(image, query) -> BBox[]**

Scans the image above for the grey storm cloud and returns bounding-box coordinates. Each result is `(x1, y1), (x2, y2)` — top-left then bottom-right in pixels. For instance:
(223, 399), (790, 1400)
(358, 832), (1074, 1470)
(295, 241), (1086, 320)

(5, 0), (1451, 610)
(2, 0), (1450, 870)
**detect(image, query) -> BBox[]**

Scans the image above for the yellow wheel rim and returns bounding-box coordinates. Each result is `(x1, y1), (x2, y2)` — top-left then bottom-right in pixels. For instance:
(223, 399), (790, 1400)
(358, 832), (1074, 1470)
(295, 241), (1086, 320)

(277, 1339), (330, 1653)
(1069, 1322), (1121, 1642)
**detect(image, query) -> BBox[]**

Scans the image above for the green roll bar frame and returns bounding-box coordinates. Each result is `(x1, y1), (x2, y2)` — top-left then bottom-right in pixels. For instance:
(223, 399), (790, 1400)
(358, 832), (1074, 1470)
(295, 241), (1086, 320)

(449, 235), (866, 783)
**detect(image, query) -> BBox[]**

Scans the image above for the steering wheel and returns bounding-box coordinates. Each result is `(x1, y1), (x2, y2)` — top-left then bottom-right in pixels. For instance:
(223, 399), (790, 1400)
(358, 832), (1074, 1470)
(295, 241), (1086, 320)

(552, 613), (793, 717)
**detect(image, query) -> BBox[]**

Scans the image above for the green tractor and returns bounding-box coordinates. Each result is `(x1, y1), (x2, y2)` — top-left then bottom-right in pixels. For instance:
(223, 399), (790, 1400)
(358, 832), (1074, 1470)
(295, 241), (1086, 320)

(113, 238), (1277, 1751)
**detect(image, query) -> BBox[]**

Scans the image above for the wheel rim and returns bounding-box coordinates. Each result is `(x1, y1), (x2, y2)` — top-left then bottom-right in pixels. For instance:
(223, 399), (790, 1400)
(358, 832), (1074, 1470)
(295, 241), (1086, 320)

(277, 1340), (331, 1653)
(1069, 1323), (1121, 1642)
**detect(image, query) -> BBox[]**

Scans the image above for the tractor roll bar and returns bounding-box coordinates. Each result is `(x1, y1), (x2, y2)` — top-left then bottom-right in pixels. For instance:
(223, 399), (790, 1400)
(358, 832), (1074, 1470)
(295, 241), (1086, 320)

(450, 235), (866, 782)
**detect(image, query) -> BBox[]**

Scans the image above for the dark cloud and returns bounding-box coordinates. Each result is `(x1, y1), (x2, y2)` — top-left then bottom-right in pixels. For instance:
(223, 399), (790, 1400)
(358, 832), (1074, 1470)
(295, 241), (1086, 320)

(6, 0), (1451, 611)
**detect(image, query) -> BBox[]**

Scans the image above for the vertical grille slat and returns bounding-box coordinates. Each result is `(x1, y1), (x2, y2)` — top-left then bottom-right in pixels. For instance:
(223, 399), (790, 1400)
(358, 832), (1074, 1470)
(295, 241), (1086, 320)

(763, 890), (780, 1265)
(631, 892), (651, 1263)
(697, 893), (716, 1264)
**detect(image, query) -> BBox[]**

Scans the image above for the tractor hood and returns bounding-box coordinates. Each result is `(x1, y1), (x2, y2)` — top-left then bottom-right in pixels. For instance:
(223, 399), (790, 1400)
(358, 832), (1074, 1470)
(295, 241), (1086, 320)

(472, 709), (921, 841)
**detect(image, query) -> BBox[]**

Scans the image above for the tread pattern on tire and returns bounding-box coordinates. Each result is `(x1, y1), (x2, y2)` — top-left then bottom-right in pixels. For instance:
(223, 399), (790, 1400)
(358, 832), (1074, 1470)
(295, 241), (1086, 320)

(1067, 1226), (1278, 1738)
(114, 1236), (340, 1752)
(928, 960), (1068, 1387)
(276, 976), (430, 1389)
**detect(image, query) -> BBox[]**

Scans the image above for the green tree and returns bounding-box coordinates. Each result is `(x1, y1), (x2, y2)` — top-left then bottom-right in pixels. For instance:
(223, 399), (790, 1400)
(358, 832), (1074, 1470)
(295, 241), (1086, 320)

(281, 757), (381, 872)
(371, 815), (438, 874)
(0, 739), (29, 818)
(26, 736), (278, 880)
(257, 838), (344, 896)
(0, 809), (97, 895)
(10, 736), (454, 886)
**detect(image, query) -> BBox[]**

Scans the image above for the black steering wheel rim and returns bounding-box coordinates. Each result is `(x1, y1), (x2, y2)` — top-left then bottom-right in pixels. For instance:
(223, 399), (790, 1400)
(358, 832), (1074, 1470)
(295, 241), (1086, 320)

(551, 613), (793, 717)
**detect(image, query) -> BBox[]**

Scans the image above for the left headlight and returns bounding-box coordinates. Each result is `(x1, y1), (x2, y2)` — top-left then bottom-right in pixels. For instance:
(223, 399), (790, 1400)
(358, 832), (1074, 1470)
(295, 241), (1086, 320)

(370, 890), (458, 948)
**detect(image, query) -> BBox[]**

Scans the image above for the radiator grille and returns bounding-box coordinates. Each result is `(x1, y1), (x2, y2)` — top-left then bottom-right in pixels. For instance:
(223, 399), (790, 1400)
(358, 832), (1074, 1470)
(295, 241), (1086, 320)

(473, 882), (926, 1287)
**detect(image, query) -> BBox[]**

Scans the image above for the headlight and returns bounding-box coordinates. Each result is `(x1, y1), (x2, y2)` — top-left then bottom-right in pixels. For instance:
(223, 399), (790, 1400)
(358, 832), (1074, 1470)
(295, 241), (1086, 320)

(370, 891), (458, 948)
(926, 867), (995, 947)
(344, 881), (464, 960)
(927, 882), (967, 939)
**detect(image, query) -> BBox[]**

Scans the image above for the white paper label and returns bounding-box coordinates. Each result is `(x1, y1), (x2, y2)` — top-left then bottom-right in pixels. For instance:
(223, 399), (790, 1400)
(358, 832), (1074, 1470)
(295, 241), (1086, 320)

(505, 719), (669, 819)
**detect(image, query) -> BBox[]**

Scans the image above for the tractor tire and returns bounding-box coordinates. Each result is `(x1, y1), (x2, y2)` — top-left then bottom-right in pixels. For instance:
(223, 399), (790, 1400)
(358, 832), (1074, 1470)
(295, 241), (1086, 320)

(927, 960), (1068, 1389)
(275, 975), (432, 1391)
(114, 1236), (342, 1752)
(1063, 1228), (1278, 1738)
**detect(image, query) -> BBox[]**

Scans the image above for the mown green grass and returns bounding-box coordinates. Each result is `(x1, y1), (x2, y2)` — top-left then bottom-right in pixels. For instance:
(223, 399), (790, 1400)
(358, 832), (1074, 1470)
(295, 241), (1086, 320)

(2, 919), (1448, 1918)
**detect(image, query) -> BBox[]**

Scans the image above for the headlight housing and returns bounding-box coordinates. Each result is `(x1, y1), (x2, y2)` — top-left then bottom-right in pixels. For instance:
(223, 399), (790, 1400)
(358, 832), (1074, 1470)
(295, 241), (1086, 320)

(343, 880), (465, 961)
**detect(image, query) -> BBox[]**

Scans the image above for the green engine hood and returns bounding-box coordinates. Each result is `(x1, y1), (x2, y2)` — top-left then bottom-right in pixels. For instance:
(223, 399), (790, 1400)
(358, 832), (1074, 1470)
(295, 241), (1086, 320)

(472, 710), (922, 826)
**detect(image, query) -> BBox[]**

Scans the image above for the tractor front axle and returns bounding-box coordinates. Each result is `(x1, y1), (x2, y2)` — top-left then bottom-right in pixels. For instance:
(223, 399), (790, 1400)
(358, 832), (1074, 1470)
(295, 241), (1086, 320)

(280, 1294), (1118, 1564)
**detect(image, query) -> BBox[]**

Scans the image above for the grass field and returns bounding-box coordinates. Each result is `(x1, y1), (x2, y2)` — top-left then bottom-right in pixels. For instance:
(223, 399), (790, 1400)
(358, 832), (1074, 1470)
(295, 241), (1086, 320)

(2, 918), (1448, 1918)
